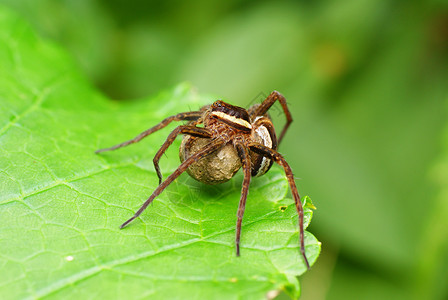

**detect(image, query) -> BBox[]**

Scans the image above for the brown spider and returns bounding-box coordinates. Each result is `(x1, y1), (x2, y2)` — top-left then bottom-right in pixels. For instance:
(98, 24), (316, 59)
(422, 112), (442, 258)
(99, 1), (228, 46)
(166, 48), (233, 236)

(96, 91), (310, 269)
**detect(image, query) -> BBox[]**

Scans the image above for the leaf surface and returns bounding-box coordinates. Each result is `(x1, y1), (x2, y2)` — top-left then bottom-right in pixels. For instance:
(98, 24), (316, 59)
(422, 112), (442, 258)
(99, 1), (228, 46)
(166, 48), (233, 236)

(0, 7), (320, 300)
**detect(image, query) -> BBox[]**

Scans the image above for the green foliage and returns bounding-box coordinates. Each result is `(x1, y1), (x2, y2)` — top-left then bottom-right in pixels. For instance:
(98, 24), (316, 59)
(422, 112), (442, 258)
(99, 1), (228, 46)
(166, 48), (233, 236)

(0, 7), (320, 299)
(1, 0), (448, 299)
(413, 120), (448, 300)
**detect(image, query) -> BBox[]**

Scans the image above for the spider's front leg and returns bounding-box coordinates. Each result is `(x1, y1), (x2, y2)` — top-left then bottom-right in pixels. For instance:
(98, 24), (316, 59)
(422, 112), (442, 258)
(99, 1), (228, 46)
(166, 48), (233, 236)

(152, 125), (211, 184)
(120, 138), (225, 229)
(248, 142), (310, 269)
(251, 91), (292, 144)
(234, 143), (252, 256)
(95, 111), (203, 153)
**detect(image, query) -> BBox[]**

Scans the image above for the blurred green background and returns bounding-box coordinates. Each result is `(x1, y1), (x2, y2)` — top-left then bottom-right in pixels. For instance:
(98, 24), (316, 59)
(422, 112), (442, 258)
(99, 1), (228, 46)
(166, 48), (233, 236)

(2, 0), (447, 299)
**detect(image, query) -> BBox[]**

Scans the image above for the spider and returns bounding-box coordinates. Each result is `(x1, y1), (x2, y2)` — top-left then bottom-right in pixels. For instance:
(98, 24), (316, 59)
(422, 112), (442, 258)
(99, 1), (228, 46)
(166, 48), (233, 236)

(96, 91), (310, 269)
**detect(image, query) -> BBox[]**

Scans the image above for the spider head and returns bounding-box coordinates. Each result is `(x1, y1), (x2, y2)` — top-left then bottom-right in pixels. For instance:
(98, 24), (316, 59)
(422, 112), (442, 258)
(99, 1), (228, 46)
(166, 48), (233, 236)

(210, 100), (251, 130)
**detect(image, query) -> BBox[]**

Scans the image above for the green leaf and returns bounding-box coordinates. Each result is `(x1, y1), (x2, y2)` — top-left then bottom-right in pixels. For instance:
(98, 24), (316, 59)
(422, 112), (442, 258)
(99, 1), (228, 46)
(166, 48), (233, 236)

(0, 7), (320, 300)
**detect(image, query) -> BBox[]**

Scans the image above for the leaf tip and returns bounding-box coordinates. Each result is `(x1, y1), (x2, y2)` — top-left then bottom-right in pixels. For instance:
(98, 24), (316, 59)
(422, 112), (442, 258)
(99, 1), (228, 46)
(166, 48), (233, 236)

(303, 195), (316, 210)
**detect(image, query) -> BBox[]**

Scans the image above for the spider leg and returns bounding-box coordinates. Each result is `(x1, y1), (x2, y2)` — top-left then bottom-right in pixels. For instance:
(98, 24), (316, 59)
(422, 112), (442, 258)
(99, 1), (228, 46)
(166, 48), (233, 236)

(248, 142), (310, 269)
(234, 143), (252, 256)
(95, 111), (203, 153)
(120, 138), (225, 229)
(250, 91), (292, 145)
(153, 125), (212, 184)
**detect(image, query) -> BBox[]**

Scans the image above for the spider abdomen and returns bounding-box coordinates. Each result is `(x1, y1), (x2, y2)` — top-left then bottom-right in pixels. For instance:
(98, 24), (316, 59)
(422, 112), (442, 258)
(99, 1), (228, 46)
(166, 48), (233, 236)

(179, 136), (241, 184)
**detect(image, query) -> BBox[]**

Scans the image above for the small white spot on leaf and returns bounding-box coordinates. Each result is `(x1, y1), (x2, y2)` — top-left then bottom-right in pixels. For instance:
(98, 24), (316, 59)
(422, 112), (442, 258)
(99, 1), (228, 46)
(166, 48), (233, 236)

(266, 290), (280, 299)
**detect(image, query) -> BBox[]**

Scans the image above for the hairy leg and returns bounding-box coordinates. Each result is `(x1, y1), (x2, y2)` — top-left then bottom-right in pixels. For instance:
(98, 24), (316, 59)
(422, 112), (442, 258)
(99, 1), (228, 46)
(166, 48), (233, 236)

(153, 126), (211, 184)
(96, 111), (203, 153)
(250, 91), (292, 144)
(120, 139), (225, 229)
(234, 143), (252, 256)
(248, 142), (310, 269)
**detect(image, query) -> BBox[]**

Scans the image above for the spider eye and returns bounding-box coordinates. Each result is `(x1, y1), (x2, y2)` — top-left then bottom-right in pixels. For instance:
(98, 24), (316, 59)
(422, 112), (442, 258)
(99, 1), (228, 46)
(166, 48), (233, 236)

(212, 101), (223, 108)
